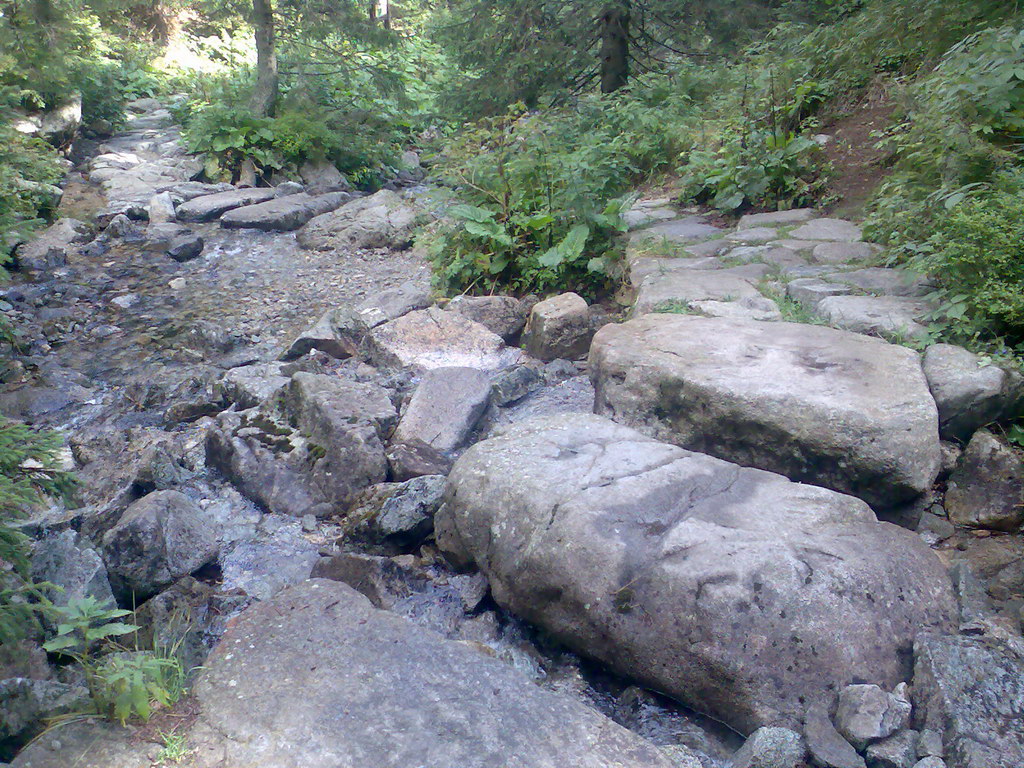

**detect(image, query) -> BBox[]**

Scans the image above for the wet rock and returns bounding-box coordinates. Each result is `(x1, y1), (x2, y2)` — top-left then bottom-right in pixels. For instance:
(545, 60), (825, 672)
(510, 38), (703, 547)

(912, 634), (1024, 768)
(30, 530), (115, 609)
(834, 684), (912, 751)
(217, 362), (290, 409)
(146, 191), (176, 224)
(167, 232), (204, 262)
(144, 222), (191, 250)
(219, 516), (319, 601)
(436, 414), (956, 733)
(299, 159), (352, 194)
(14, 218), (90, 278)
(356, 281), (432, 328)
(388, 367), (491, 478)
(923, 344), (1024, 441)
(590, 315), (941, 508)
(815, 295), (932, 340)
(368, 475), (447, 545)
(311, 552), (420, 608)
(187, 580), (681, 768)
(220, 192), (350, 231)
(804, 708), (867, 768)
(522, 293), (593, 362)
(282, 308), (367, 362)
(298, 189), (418, 250)
(729, 727), (806, 768)
(865, 730), (919, 768)
(738, 209), (817, 229)
(175, 188), (277, 222)
(789, 218), (862, 241)
(447, 295), (528, 341)
(207, 373), (397, 517)
(944, 430), (1024, 531)
(368, 307), (520, 372)
(0, 679), (90, 747)
(101, 490), (219, 601)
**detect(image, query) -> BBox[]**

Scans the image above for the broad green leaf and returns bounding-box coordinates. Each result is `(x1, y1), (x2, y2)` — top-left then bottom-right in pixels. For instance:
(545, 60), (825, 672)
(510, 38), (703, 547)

(449, 204), (496, 223)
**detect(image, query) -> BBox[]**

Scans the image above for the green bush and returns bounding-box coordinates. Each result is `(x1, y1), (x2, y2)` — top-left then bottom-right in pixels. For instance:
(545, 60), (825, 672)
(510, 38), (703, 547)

(911, 188), (1024, 345)
(428, 89), (695, 298)
(681, 124), (831, 211)
(0, 119), (65, 253)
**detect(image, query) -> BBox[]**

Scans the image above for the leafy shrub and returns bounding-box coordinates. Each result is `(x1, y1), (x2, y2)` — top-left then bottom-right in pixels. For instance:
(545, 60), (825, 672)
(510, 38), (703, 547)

(910, 188), (1024, 345)
(682, 125), (831, 211)
(44, 596), (186, 724)
(429, 90), (694, 297)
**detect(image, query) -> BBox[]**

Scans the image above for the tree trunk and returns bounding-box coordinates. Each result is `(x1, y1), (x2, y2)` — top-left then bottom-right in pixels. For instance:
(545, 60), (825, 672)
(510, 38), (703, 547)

(599, 2), (630, 94)
(250, 0), (279, 118)
(369, 0), (390, 28)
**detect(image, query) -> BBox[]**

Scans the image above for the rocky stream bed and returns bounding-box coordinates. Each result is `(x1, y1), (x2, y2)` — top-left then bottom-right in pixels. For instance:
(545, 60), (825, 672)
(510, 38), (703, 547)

(1, 98), (1022, 768)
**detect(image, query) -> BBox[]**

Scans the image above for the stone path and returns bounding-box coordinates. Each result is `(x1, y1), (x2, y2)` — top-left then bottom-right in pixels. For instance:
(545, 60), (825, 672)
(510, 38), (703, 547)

(3, 109), (1023, 768)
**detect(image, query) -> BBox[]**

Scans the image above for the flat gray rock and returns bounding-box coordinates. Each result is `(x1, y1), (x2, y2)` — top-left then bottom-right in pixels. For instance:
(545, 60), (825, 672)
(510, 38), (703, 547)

(219, 192), (350, 231)
(786, 277), (853, 309)
(175, 188), (277, 222)
(738, 209), (817, 229)
(628, 216), (722, 245)
(691, 295), (782, 321)
(436, 414), (956, 733)
(811, 242), (882, 264)
(789, 218), (863, 242)
(628, 255), (723, 288)
(186, 580), (681, 768)
(822, 267), (933, 297)
(589, 315), (941, 507)
(816, 295), (932, 340)
(727, 226), (778, 243)
(368, 307), (520, 372)
(635, 268), (763, 314)
(298, 189), (418, 250)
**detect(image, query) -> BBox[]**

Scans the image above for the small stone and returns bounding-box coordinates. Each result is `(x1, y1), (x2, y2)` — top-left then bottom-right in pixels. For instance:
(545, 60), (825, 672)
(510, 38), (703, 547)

(447, 295), (528, 341)
(301, 514), (317, 532)
(109, 293), (139, 310)
(865, 730), (919, 768)
(275, 181), (305, 196)
(730, 726), (806, 768)
(916, 730), (943, 758)
(168, 277), (187, 291)
(835, 684), (912, 752)
(491, 365), (543, 406)
(167, 233), (204, 262)
(912, 759), (946, 768)
(522, 292), (593, 361)
(373, 475), (447, 545)
(804, 707), (867, 768)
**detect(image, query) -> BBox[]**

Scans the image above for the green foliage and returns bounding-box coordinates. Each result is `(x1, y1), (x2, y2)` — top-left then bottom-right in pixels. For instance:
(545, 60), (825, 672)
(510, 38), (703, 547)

(682, 125), (831, 211)
(0, 119), (64, 254)
(428, 91), (692, 297)
(43, 596), (186, 725)
(908, 189), (1024, 345)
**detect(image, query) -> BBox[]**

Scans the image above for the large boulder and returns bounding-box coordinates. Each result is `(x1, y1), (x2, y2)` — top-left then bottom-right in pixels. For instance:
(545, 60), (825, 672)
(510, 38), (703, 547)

(206, 373), (397, 518)
(944, 430), (1024, 531)
(368, 307), (520, 372)
(298, 190), (418, 251)
(30, 530), (115, 609)
(922, 344), (1024, 441)
(590, 315), (941, 508)
(912, 634), (1024, 768)
(101, 490), (219, 600)
(182, 579), (683, 768)
(175, 188), (277, 222)
(435, 414), (957, 734)
(219, 192), (350, 231)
